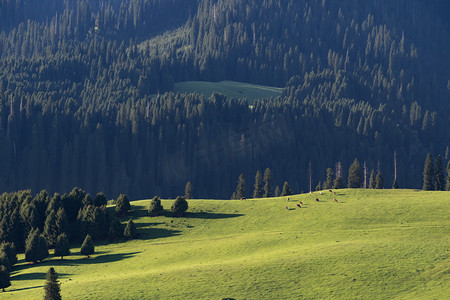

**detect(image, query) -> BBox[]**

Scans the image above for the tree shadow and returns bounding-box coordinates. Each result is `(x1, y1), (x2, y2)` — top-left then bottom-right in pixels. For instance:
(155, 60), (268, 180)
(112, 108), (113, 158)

(11, 272), (70, 281)
(7, 285), (44, 292)
(134, 226), (182, 240)
(69, 251), (140, 265)
(181, 212), (244, 219)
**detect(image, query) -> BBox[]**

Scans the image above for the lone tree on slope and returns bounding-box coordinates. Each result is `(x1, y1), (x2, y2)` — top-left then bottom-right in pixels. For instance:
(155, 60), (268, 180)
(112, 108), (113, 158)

(148, 196), (164, 217)
(422, 154), (434, 190)
(348, 158), (362, 188)
(115, 194), (131, 216)
(281, 181), (292, 196)
(44, 267), (61, 300)
(80, 234), (95, 258)
(171, 196), (188, 217)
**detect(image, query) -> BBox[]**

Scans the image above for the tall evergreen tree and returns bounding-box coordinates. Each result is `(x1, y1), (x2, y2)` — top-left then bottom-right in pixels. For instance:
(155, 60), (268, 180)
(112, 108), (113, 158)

(93, 193), (107, 207)
(80, 234), (95, 258)
(348, 158), (362, 188)
(44, 267), (61, 300)
(115, 194), (131, 216)
(422, 154), (435, 190)
(185, 181), (193, 199)
(281, 181), (292, 196)
(274, 186), (280, 197)
(263, 168), (272, 198)
(55, 207), (69, 237)
(171, 196), (188, 217)
(447, 161), (450, 191)
(54, 233), (70, 260)
(0, 265), (10, 292)
(0, 252), (11, 272)
(375, 171), (384, 189)
(123, 219), (137, 239)
(235, 174), (246, 199)
(323, 168), (334, 190)
(43, 211), (58, 248)
(253, 170), (263, 198)
(25, 228), (41, 263)
(0, 243), (17, 267)
(369, 170), (376, 189)
(435, 155), (445, 191)
(148, 196), (164, 216)
(108, 218), (123, 240)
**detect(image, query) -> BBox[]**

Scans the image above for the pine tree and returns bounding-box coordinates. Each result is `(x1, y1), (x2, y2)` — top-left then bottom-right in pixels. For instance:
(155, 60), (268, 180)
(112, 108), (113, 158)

(435, 155), (445, 191)
(447, 161), (450, 191)
(323, 168), (334, 190)
(44, 267), (61, 300)
(148, 196), (164, 216)
(0, 265), (10, 292)
(422, 154), (434, 190)
(369, 170), (376, 189)
(253, 170), (263, 198)
(123, 219), (137, 239)
(185, 182), (193, 199)
(43, 211), (58, 248)
(281, 181), (292, 196)
(263, 168), (272, 198)
(25, 228), (41, 263)
(333, 177), (345, 189)
(115, 194), (131, 216)
(274, 186), (280, 197)
(93, 193), (107, 207)
(0, 252), (11, 272)
(348, 158), (362, 188)
(108, 218), (123, 240)
(235, 174), (246, 199)
(55, 208), (69, 237)
(171, 196), (188, 217)
(375, 171), (384, 189)
(38, 234), (49, 262)
(0, 242), (17, 267)
(80, 234), (95, 258)
(54, 233), (70, 260)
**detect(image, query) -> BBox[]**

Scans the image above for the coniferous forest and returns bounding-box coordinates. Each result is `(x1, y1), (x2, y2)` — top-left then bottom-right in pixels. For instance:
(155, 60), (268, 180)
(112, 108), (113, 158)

(0, 0), (449, 200)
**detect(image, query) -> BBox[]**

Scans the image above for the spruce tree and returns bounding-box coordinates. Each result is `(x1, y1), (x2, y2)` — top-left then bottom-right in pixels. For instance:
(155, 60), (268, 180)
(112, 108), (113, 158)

(25, 228), (41, 263)
(274, 186), (280, 197)
(148, 196), (164, 216)
(324, 168), (334, 190)
(0, 252), (11, 272)
(348, 158), (362, 188)
(82, 194), (93, 207)
(108, 218), (123, 240)
(0, 265), (10, 292)
(281, 181), (292, 196)
(115, 194), (131, 216)
(435, 155), (445, 191)
(422, 154), (434, 190)
(185, 182), (193, 199)
(0, 242), (17, 267)
(54, 233), (70, 260)
(369, 170), (376, 189)
(171, 196), (188, 217)
(263, 168), (272, 198)
(375, 171), (384, 189)
(447, 161), (450, 191)
(38, 234), (49, 262)
(123, 219), (137, 239)
(235, 174), (246, 199)
(44, 267), (61, 300)
(43, 211), (58, 248)
(333, 177), (345, 189)
(80, 235), (95, 258)
(93, 193), (107, 207)
(55, 208), (69, 238)
(253, 170), (263, 198)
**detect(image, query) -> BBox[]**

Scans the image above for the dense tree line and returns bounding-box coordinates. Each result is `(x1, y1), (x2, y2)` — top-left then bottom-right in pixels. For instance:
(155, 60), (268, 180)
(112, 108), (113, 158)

(0, 0), (448, 199)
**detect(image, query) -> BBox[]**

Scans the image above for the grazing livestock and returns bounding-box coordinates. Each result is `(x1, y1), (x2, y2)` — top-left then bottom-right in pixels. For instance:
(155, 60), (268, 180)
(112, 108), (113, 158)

(299, 201), (303, 205)
(329, 190), (333, 193)
(334, 198), (338, 203)
(287, 198), (290, 202)
(285, 206), (289, 210)
(315, 198), (319, 202)
(296, 204), (301, 208)
(240, 197), (246, 201)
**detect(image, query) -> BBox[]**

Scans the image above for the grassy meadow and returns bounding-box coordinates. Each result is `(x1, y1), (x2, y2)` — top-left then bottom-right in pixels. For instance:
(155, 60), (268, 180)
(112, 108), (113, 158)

(169, 80), (283, 103)
(5, 189), (450, 299)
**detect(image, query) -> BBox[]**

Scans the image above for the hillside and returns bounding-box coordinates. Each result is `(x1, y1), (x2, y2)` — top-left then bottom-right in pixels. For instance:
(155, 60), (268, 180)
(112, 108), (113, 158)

(6, 190), (450, 299)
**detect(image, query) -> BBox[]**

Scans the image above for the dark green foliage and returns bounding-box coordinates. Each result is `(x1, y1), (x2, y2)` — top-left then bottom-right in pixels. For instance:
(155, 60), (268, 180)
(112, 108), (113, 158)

(423, 154), (435, 191)
(263, 168), (273, 198)
(274, 186), (280, 197)
(235, 174), (246, 199)
(369, 170), (376, 189)
(253, 170), (263, 198)
(323, 168), (334, 190)
(94, 193), (107, 207)
(124, 219), (137, 239)
(148, 197), (164, 217)
(185, 182), (193, 199)
(0, 252), (11, 272)
(55, 208), (69, 238)
(171, 196), (188, 217)
(447, 161), (450, 191)
(435, 155), (445, 191)
(80, 235), (95, 257)
(375, 172), (384, 189)
(0, 265), (11, 292)
(315, 181), (322, 192)
(281, 181), (292, 196)
(348, 158), (362, 188)
(0, 243), (17, 267)
(77, 205), (108, 240)
(44, 267), (61, 300)
(333, 177), (346, 189)
(115, 194), (131, 216)
(43, 211), (58, 248)
(24, 228), (40, 263)
(54, 233), (70, 260)
(45, 193), (62, 217)
(38, 234), (50, 262)
(108, 218), (123, 240)
(82, 194), (93, 207)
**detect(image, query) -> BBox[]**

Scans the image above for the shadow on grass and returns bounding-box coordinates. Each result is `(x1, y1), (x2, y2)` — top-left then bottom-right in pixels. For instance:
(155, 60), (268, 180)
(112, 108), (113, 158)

(135, 226), (182, 240)
(180, 211), (244, 219)
(70, 252), (140, 265)
(7, 285), (44, 292)
(11, 272), (70, 281)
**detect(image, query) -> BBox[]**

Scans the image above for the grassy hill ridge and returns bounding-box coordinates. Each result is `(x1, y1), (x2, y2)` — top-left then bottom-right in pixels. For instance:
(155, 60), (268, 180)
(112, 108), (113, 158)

(6, 189), (450, 299)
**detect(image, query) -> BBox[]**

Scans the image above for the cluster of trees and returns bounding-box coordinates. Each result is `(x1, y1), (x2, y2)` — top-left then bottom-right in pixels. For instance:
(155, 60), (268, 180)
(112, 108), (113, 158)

(422, 154), (450, 191)
(233, 168), (293, 199)
(0, 1), (448, 199)
(148, 196), (188, 218)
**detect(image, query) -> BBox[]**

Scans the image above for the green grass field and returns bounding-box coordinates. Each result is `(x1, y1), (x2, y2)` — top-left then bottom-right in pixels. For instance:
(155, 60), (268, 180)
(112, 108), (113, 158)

(170, 80), (283, 103)
(5, 189), (450, 299)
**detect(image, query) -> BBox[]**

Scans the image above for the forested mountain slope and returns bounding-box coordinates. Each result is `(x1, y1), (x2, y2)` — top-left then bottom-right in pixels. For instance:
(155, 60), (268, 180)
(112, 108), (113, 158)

(0, 0), (449, 199)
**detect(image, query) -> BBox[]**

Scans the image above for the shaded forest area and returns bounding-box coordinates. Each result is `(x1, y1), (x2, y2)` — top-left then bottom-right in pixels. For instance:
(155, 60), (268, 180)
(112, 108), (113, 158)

(0, 0), (449, 199)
